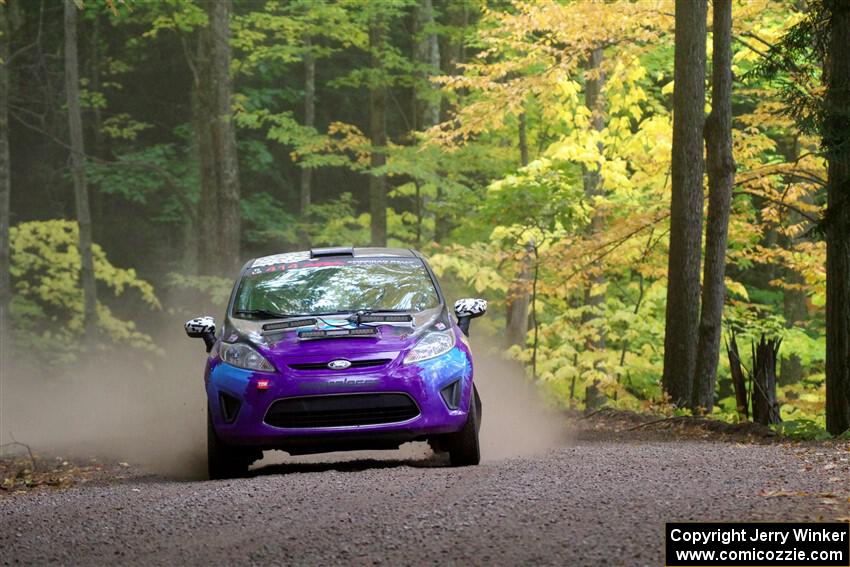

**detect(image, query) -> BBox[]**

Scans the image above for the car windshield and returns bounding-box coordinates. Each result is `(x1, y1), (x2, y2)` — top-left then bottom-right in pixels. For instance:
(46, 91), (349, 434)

(232, 257), (440, 318)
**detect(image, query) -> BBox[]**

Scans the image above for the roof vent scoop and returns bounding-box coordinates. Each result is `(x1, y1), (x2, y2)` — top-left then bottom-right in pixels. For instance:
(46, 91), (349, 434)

(310, 247), (354, 259)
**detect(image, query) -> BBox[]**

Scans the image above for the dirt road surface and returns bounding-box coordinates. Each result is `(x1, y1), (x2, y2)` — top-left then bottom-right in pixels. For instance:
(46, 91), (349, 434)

(1, 434), (849, 566)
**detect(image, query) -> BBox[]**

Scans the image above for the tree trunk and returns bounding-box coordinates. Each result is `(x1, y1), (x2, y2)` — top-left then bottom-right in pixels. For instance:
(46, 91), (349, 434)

(64, 0), (97, 341)
(192, 1), (241, 275)
(413, 0), (440, 247)
(824, 1), (850, 435)
(779, 136), (807, 386)
(726, 334), (749, 420)
(530, 245), (540, 380)
(88, 12), (105, 239)
(438, 0), (466, 116)
(780, 277), (807, 384)
(692, 0), (734, 413)
(192, 27), (219, 275)
(434, 0), (467, 244)
(0, 2), (11, 352)
(369, 16), (387, 247)
(505, 245), (531, 348)
(300, 35), (314, 218)
(414, 0), (440, 130)
(662, 0), (706, 406)
(504, 112), (532, 348)
(88, 14), (104, 161)
(582, 47), (607, 409)
(751, 336), (782, 426)
(208, 0), (241, 274)
(518, 112), (529, 167)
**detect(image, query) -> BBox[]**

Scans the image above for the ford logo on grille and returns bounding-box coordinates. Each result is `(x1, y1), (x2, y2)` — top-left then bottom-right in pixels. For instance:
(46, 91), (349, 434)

(327, 359), (352, 370)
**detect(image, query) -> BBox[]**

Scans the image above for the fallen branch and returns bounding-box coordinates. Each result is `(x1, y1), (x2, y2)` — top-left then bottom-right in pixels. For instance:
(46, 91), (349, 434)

(581, 407), (614, 420)
(0, 439), (37, 472)
(625, 415), (692, 431)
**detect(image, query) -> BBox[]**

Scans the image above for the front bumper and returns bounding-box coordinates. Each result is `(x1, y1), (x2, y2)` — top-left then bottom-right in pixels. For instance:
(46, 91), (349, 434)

(206, 347), (473, 451)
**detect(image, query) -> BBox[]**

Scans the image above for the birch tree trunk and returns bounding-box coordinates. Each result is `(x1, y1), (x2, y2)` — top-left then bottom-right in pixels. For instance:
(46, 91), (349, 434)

(824, 1), (850, 435)
(64, 0), (97, 341)
(692, 0), (734, 413)
(369, 15), (387, 247)
(662, 0), (706, 406)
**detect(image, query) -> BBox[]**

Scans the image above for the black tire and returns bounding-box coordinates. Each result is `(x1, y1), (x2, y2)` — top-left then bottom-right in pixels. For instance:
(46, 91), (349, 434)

(207, 408), (257, 480)
(448, 386), (481, 466)
(473, 383), (482, 425)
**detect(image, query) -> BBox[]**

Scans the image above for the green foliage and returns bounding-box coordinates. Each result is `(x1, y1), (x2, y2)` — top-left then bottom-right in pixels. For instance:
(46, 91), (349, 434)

(234, 0), (366, 72)
(299, 193), (370, 247)
(241, 193), (297, 244)
(86, 143), (196, 223)
(165, 273), (233, 308)
(422, 0), (828, 424)
(751, 0), (831, 140)
(9, 221), (161, 363)
(138, 0), (207, 37)
(100, 114), (153, 141)
(771, 419), (833, 441)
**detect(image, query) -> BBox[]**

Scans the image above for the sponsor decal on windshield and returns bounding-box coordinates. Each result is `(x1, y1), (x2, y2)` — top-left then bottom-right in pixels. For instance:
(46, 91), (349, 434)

(249, 260), (346, 276)
(251, 252), (310, 268)
(247, 256), (421, 277)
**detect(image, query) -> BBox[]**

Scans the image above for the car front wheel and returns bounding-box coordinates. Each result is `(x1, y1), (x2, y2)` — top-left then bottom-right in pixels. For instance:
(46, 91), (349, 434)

(447, 387), (481, 466)
(207, 408), (258, 480)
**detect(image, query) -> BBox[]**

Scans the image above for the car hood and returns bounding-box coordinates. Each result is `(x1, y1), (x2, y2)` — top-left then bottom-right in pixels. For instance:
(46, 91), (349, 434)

(225, 307), (445, 364)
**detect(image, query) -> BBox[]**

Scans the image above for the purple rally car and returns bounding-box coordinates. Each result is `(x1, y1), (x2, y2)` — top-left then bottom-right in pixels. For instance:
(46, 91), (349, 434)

(184, 247), (487, 479)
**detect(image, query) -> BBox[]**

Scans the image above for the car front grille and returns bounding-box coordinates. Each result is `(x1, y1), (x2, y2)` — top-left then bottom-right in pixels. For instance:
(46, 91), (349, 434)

(264, 393), (420, 428)
(288, 358), (391, 371)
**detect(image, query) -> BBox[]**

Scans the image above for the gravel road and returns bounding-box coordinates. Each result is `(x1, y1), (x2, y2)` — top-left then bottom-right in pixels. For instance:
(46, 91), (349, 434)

(2, 429), (848, 566)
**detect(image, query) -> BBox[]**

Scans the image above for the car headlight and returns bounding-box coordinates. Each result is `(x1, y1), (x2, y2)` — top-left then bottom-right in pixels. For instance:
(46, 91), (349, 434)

(404, 330), (456, 364)
(220, 342), (275, 372)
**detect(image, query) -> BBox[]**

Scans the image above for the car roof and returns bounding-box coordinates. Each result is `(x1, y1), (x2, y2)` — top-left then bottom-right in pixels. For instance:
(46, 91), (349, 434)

(248, 247), (420, 269)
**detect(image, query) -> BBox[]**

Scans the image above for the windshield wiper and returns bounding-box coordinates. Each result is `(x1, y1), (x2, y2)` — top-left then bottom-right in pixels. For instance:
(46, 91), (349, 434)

(349, 309), (415, 324)
(233, 309), (309, 320)
(235, 308), (415, 324)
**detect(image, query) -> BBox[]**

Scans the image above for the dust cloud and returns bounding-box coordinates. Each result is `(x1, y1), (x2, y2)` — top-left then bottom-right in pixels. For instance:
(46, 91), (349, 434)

(0, 323), (569, 478)
(0, 321), (209, 479)
(471, 338), (573, 461)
